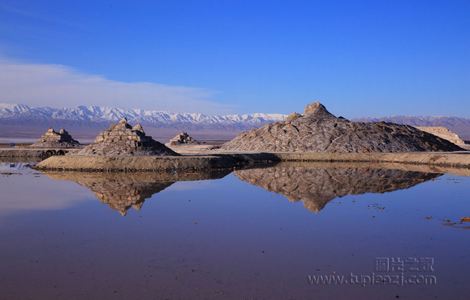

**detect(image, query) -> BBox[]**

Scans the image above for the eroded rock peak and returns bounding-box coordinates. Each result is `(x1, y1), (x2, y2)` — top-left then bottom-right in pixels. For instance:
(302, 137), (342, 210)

(30, 128), (80, 148)
(77, 120), (178, 156)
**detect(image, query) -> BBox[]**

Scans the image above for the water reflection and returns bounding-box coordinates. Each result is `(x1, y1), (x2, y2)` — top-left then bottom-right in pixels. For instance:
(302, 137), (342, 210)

(2, 161), (470, 299)
(0, 162), (34, 170)
(44, 170), (231, 215)
(43, 162), (449, 215)
(0, 161), (38, 176)
(235, 162), (443, 212)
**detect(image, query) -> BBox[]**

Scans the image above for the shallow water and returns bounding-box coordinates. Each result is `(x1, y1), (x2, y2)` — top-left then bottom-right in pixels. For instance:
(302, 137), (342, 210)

(0, 162), (469, 299)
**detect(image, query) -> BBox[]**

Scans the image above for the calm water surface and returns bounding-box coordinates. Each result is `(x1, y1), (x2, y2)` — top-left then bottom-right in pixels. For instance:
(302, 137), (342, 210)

(0, 162), (469, 299)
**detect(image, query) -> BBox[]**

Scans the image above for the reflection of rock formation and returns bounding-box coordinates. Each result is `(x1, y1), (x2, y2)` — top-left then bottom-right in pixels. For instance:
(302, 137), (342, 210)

(45, 170), (231, 215)
(80, 176), (171, 215)
(235, 163), (442, 212)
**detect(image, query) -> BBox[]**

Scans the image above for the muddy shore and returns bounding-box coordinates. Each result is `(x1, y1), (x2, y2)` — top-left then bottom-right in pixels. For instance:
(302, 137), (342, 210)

(34, 153), (280, 172)
(34, 151), (470, 172)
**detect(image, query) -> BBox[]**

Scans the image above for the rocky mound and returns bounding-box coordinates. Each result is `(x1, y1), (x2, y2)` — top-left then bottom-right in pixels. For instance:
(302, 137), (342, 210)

(168, 132), (200, 145)
(77, 118), (178, 156)
(221, 102), (464, 153)
(30, 128), (80, 148)
(235, 163), (441, 212)
(416, 126), (465, 146)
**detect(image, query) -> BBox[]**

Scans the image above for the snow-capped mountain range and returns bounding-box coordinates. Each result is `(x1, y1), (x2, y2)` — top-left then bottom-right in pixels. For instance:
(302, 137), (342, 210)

(0, 103), (286, 127)
(1, 103), (469, 141)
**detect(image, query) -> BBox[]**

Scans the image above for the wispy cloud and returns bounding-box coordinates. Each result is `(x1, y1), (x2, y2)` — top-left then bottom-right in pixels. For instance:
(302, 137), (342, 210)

(0, 57), (232, 114)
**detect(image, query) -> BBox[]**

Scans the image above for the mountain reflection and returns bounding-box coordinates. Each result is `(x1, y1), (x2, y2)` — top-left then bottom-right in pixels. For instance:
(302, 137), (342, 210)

(235, 163), (442, 212)
(44, 170), (231, 215)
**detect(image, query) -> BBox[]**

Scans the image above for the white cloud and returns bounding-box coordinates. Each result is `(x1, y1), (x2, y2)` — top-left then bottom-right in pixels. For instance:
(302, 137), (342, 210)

(0, 57), (232, 114)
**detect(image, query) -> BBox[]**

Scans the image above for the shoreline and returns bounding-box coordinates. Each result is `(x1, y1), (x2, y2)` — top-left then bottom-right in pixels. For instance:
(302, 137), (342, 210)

(269, 151), (470, 168)
(0, 148), (79, 158)
(34, 153), (280, 172)
(33, 151), (470, 172)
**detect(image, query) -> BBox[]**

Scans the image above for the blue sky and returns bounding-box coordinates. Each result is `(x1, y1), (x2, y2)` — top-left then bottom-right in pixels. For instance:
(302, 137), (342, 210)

(0, 0), (469, 117)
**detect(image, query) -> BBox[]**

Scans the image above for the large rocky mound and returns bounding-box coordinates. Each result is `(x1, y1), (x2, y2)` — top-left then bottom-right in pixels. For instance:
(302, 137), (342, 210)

(235, 163), (441, 212)
(221, 102), (463, 153)
(77, 118), (178, 156)
(168, 132), (200, 145)
(30, 128), (80, 148)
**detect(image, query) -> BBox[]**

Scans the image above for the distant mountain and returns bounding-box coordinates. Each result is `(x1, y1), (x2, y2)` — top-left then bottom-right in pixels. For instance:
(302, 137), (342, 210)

(355, 116), (470, 141)
(2, 103), (469, 142)
(0, 103), (285, 125)
(0, 103), (286, 141)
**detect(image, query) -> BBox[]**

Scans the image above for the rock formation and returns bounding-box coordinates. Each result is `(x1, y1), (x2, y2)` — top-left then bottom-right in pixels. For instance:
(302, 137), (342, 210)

(221, 102), (463, 153)
(77, 118), (178, 156)
(416, 126), (465, 146)
(168, 132), (200, 145)
(235, 163), (441, 212)
(30, 128), (80, 148)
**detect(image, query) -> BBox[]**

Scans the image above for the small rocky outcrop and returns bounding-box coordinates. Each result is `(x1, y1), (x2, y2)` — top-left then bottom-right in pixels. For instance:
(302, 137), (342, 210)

(168, 132), (200, 145)
(77, 118), (178, 156)
(221, 102), (464, 153)
(30, 128), (80, 148)
(286, 112), (302, 122)
(416, 126), (465, 146)
(235, 163), (441, 212)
